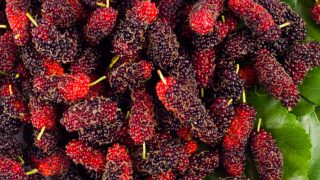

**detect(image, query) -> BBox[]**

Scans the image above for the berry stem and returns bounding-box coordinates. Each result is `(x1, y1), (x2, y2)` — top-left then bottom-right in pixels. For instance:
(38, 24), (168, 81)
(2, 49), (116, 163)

(26, 13), (38, 27)
(9, 85), (13, 96)
(0, 71), (8, 76)
(109, 56), (119, 68)
(14, 34), (20, 40)
(200, 87), (204, 98)
(26, 169), (38, 175)
(106, 0), (109, 8)
(157, 70), (167, 85)
(142, 142), (147, 160)
(15, 73), (20, 79)
(89, 76), (107, 87)
(257, 118), (262, 132)
(37, 126), (46, 141)
(279, 22), (291, 29)
(227, 99), (233, 106)
(0, 25), (7, 28)
(242, 89), (246, 103)
(221, 15), (226, 23)
(288, 107), (293, 112)
(96, 2), (106, 7)
(17, 156), (24, 165)
(236, 64), (240, 74)
(125, 111), (130, 119)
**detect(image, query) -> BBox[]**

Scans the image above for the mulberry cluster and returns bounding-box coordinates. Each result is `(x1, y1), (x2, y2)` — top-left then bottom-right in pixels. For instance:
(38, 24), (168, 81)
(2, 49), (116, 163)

(70, 48), (99, 75)
(250, 130), (283, 180)
(0, 114), (22, 135)
(158, 0), (183, 28)
(222, 103), (256, 176)
(109, 60), (153, 91)
(33, 128), (60, 153)
(254, 49), (300, 108)
(129, 89), (156, 145)
(103, 143), (133, 180)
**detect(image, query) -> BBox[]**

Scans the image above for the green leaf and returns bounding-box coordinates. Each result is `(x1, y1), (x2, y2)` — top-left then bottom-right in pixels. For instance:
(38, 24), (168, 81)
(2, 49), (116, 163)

(247, 89), (312, 179)
(282, 0), (320, 41)
(297, 112), (320, 179)
(292, 98), (316, 116)
(299, 67), (320, 105)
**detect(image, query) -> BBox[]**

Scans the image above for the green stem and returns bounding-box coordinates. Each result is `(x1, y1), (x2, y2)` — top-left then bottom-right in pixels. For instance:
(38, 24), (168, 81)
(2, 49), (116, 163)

(89, 76), (107, 87)
(157, 70), (167, 85)
(0, 25), (6, 29)
(36, 126), (46, 141)
(257, 118), (262, 132)
(236, 64), (240, 74)
(0, 71), (9, 76)
(26, 13), (38, 27)
(221, 15), (225, 23)
(26, 169), (38, 176)
(227, 99), (233, 106)
(18, 156), (24, 165)
(142, 142), (147, 160)
(242, 89), (246, 103)
(279, 22), (291, 29)
(109, 56), (119, 68)
(200, 87), (204, 98)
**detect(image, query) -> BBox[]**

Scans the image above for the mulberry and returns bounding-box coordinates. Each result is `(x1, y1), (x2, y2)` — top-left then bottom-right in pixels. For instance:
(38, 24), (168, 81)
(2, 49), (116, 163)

(61, 96), (120, 132)
(37, 153), (70, 176)
(212, 58), (244, 101)
(254, 49), (300, 108)
(192, 14), (238, 50)
(70, 48), (99, 75)
(102, 143), (133, 180)
(181, 150), (220, 179)
(34, 128), (60, 153)
(0, 114), (22, 135)
(133, 135), (189, 175)
(33, 73), (91, 103)
(209, 97), (235, 142)
(312, 3), (320, 24)
(109, 60), (153, 91)
(222, 28), (255, 59)
(31, 19), (78, 64)
(83, 6), (118, 45)
(29, 97), (57, 131)
(193, 48), (216, 88)
(284, 42), (320, 85)
(228, 0), (280, 41)
(42, 0), (84, 28)
(131, 1), (158, 25)
(158, 0), (183, 28)
(78, 118), (123, 147)
(20, 44), (64, 76)
(0, 135), (23, 161)
(250, 129), (283, 180)
(0, 31), (16, 72)
(0, 156), (27, 180)
(129, 89), (156, 145)
(65, 140), (105, 172)
(156, 76), (219, 146)
(1, 94), (30, 121)
(5, 0), (31, 45)
(222, 103), (256, 176)
(147, 19), (180, 70)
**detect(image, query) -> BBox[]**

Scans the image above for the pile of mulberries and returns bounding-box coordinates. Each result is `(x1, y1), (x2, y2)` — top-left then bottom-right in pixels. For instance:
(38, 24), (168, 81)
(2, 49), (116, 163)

(1, 0), (317, 178)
